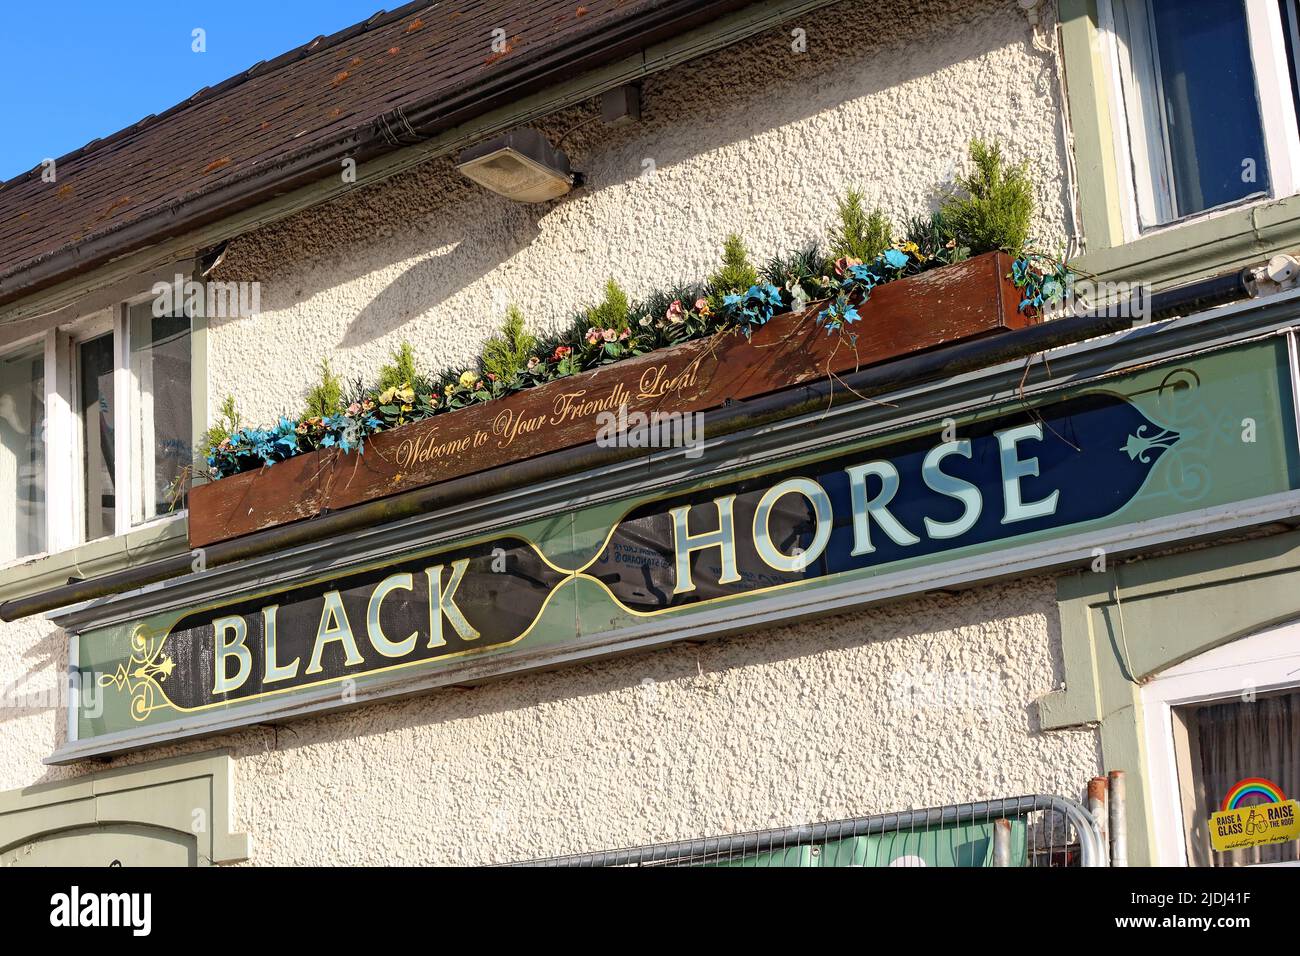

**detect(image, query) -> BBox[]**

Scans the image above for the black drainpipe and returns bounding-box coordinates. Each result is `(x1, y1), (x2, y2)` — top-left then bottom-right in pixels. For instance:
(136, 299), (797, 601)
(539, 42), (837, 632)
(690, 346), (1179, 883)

(0, 267), (1256, 621)
(1148, 268), (1254, 321)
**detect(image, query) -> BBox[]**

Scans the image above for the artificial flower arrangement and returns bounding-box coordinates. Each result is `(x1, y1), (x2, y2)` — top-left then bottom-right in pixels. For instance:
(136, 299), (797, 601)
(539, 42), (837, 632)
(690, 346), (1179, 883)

(200, 139), (1072, 483)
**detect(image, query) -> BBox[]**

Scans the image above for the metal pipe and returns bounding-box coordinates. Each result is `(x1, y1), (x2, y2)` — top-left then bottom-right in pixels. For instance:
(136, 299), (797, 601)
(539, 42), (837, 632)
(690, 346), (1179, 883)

(992, 819), (1012, 867)
(1148, 268), (1254, 321)
(1108, 770), (1128, 867)
(1088, 775), (1111, 866)
(0, 307), (1140, 621)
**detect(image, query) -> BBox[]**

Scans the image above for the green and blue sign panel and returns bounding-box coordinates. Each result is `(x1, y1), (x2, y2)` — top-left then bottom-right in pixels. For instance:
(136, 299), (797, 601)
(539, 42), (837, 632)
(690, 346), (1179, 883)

(72, 339), (1300, 750)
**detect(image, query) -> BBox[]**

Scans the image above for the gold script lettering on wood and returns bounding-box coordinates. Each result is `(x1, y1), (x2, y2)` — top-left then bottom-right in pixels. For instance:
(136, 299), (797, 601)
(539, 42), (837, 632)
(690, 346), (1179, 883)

(638, 360), (702, 400)
(394, 431), (479, 468)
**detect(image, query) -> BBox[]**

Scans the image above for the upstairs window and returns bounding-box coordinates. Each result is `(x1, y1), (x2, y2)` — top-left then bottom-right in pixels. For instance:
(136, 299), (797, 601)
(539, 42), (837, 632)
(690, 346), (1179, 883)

(1175, 689), (1300, 867)
(0, 291), (192, 567)
(1106, 0), (1300, 231)
(127, 302), (192, 523)
(77, 329), (117, 542)
(0, 343), (46, 564)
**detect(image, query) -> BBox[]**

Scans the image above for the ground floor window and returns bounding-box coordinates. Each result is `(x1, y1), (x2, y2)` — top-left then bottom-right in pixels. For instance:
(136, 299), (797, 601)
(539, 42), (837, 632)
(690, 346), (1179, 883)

(1142, 621), (1300, 866)
(1174, 689), (1300, 866)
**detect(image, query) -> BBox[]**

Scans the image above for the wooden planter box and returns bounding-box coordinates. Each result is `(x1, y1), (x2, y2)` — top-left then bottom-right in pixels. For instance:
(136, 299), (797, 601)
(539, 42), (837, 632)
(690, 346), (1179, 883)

(189, 251), (1035, 547)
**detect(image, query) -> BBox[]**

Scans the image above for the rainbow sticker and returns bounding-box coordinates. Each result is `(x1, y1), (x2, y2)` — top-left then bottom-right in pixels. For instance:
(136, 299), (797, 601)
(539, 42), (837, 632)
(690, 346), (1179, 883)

(1221, 777), (1287, 811)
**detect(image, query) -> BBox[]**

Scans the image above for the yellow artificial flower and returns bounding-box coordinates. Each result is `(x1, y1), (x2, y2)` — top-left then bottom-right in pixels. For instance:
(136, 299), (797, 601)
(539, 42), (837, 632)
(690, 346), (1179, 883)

(458, 370), (477, 388)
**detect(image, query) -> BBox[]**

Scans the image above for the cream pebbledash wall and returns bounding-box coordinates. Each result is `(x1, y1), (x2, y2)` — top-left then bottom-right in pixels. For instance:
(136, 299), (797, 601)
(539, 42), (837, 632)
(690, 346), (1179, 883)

(0, 0), (1102, 862)
(204, 0), (1073, 425)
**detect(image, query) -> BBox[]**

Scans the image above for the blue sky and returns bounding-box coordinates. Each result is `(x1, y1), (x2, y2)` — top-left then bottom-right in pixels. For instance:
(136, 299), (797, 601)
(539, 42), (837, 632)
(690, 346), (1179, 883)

(0, 1), (386, 181)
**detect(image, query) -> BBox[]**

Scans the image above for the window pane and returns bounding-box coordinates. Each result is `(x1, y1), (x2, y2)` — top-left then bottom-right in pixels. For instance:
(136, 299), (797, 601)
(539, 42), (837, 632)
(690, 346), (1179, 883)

(1116, 0), (1270, 224)
(1176, 690), (1300, 867)
(1152, 0), (1269, 215)
(128, 302), (191, 523)
(1282, 0), (1300, 124)
(0, 345), (46, 562)
(79, 333), (115, 541)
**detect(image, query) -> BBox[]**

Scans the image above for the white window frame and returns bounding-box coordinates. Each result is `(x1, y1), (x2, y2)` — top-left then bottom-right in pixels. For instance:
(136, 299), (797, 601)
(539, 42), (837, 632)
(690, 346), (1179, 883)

(0, 296), (191, 572)
(1140, 621), (1300, 866)
(1099, 0), (1300, 242)
(65, 311), (117, 546)
(122, 289), (191, 532)
(0, 330), (54, 566)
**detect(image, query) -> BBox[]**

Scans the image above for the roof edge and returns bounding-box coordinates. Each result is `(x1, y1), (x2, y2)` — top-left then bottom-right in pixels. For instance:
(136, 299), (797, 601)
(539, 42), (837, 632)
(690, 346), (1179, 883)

(0, 2), (430, 194)
(0, 0), (755, 311)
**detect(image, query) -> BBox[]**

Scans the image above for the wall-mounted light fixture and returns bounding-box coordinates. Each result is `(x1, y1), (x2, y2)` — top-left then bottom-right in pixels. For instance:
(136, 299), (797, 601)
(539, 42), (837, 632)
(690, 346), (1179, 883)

(455, 128), (577, 203)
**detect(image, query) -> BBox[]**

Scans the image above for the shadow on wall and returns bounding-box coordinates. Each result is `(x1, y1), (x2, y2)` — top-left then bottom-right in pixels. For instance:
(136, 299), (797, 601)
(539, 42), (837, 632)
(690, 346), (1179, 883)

(339, 201), (545, 348)
(0, 625), (67, 727)
(213, 0), (1061, 352)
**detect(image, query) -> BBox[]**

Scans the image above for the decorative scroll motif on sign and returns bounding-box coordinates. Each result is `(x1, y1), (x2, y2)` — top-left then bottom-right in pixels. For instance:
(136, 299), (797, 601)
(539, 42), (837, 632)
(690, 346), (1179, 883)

(99, 626), (177, 722)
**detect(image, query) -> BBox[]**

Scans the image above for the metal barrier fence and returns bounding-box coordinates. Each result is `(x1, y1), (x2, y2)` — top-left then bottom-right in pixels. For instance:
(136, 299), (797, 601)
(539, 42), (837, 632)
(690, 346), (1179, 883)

(514, 794), (1106, 867)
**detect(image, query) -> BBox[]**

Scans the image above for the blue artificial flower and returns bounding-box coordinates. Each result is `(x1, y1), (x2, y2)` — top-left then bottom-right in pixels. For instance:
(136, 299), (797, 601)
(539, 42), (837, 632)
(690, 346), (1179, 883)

(723, 284), (784, 338)
(817, 295), (861, 334)
(842, 264), (878, 296)
(883, 248), (908, 269)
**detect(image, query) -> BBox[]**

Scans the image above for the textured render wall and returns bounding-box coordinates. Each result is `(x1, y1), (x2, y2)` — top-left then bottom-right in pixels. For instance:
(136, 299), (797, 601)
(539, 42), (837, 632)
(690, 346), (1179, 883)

(0, 0), (1102, 861)
(0, 615), (68, 788)
(232, 577), (1100, 863)
(205, 0), (1073, 425)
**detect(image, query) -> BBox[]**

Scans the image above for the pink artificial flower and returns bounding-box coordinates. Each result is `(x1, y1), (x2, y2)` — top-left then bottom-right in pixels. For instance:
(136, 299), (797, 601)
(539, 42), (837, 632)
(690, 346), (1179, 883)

(346, 402), (362, 416)
(585, 328), (601, 345)
(834, 255), (863, 277)
(665, 299), (685, 324)
(601, 328), (619, 343)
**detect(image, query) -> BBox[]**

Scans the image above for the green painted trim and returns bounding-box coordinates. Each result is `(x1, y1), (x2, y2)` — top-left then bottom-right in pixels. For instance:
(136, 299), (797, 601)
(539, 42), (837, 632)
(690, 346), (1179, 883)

(0, 751), (248, 866)
(1074, 195), (1300, 288)
(1058, 0), (1300, 278)
(1043, 530), (1300, 864)
(1059, 0), (1125, 251)
(0, 517), (188, 605)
